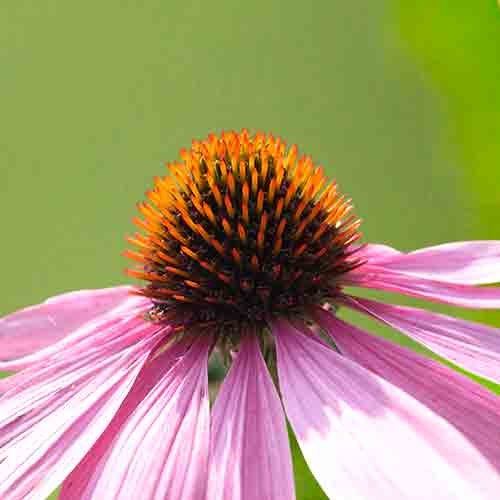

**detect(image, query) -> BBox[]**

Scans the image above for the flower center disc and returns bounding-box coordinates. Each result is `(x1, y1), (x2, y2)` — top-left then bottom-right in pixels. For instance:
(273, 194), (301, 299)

(125, 130), (362, 333)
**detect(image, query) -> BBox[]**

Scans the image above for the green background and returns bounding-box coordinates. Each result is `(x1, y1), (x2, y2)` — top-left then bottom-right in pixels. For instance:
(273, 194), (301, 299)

(1, 1), (499, 498)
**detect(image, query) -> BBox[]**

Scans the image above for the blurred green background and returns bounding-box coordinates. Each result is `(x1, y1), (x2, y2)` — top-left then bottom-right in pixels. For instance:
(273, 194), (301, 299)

(1, 1), (499, 499)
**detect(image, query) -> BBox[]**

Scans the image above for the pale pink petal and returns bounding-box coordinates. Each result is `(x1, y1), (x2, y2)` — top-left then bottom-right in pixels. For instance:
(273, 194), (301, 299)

(0, 317), (164, 449)
(353, 243), (401, 262)
(59, 342), (187, 499)
(272, 318), (499, 500)
(313, 308), (500, 472)
(0, 320), (167, 500)
(0, 286), (148, 371)
(344, 265), (500, 308)
(208, 334), (295, 500)
(360, 241), (500, 285)
(345, 295), (500, 384)
(62, 336), (211, 500)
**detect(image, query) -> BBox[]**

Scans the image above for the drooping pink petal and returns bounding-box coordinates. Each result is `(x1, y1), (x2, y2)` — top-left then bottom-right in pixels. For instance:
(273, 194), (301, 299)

(313, 307), (500, 473)
(356, 241), (500, 285)
(0, 320), (167, 500)
(344, 295), (500, 384)
(0, 286), (148, 371)
(344, 264), (500, 309)
(61, 336), (211, 500)
(208, 334), (295, 500)
(272, 318), (499, 500)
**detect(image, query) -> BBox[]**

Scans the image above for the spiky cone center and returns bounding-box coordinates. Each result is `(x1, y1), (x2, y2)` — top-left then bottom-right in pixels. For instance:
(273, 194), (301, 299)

(125, 130), (363, 339)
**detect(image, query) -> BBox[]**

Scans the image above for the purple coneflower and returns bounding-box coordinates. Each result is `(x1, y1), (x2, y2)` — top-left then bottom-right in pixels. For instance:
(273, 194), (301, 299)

(1, 130), (500, 500)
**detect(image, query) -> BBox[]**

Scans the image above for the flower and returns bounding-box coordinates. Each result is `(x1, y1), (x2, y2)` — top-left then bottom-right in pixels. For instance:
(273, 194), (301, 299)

(1, 130), (500, 500)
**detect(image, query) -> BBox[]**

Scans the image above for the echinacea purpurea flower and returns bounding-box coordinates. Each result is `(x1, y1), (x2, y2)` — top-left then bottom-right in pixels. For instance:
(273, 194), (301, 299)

(1, 130), (500, 500)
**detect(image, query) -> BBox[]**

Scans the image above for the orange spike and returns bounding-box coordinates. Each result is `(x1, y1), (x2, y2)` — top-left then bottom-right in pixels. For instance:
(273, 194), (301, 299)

(205, 157), (216, 178)
(179, 148), (190, 162)
(312, 222), (329, 243)
(125, 269), (168, 282)
(196, 224), (211, 244)
(313, 247), (328, 259)
(274, 198), (284, 221)
(191, 196), (205, 217)
(268, 178), (277, 205)
(239, 159), (247, 181)
(222, 218), (232, 237)
(249, 151), (255, 172)
(260, 151), (268, 181)
(257, 231), (265, 251)
(276, 218), (287, 240)
(293, 199), (308, 223)
(181, 246), (199, 261)
(123, 250), (146, 264)
(203, 202), (217, 226)
(219, 159), (227, 182)
(137, 202), (162, 223)
(238, 223), (247, 244)
(242, 181), (250, 204)
(227, 172), (236, 198)
(149, 234), (171, 251)
(165, 266), (189, 278)
(207, 176), (223, 207)
(200, 260), (216, 273)
(188, 179), (202, 199)
(132, 217), (157, 233)
(294, 219), (308, 241)
(179, 209), (198, 233)
(293, 243), (308, 257)
(211, 239), (225, 256)
(250, 255), (259, 271)
(284, 181), (298, 208)
(165, 222), (187, 245)
(273, 238), (283, 256)
(173, 294), (194, 303)
(318, 182), (338, 209)
(256, 190), (264, 215)
(157, 251), (179, 266)
(126, 235), (149, 250)
(251, 168), (258, 195)
(224, 194), (235, 218)
(242, 200), (249, 225)
(231, 248), (242, 266)
(184, 280), (203, 290)
(258, 211), (268, 236)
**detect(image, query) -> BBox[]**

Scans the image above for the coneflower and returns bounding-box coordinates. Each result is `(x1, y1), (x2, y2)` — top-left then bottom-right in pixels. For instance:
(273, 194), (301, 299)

(1, 130), (499, 500)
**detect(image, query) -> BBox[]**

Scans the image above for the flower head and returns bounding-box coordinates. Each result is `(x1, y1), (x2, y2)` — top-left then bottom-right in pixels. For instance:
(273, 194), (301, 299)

(125, 130), (361, 338)
(1, 130), (500, 500)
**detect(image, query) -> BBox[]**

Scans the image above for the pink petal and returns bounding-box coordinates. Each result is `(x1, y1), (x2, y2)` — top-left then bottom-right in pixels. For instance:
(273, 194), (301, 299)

(0, 316), (163, 448)
(360, 241), (500, 285)
(272, 318), (500, 500)
(353, 243), (401, 262)
(0, 319), (166, 500)
(208, 334), (295, 500)
(0, 286), (148, 371)
(61, 336), (211, 500)
(59, 341), (187, 499)
(345, 295), (500, 384)
(344, 264), (500, 309)
(313, 307), (500, 472)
